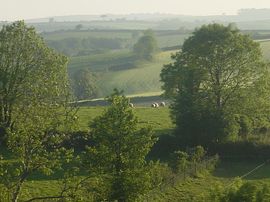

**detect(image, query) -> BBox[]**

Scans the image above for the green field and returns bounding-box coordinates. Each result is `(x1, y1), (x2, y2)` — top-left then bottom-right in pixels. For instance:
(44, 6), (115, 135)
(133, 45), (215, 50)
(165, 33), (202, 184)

(260, 40), (270, 60)
(76, 106), (174, 132)
(68, 50), (134, 72)
(3, 105), (270, 201)
(68, 50), (175, 97)
(157, 34), (189, 48)
(97, 51), (174, 96)
(42, 29), (189, 49)
(35, 21), (160, 32)
(42, 30), (133, 40)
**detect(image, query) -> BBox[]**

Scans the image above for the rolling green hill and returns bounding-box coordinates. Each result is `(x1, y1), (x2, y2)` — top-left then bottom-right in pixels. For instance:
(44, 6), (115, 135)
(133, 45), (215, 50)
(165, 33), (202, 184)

(68, 50), (135, 72)
(260, 40), (270, 60)
(42, 29), (190, 50)
(96, 51), (174, 96)
(69, 50), (175, 97)
(67, 40), (270, 98)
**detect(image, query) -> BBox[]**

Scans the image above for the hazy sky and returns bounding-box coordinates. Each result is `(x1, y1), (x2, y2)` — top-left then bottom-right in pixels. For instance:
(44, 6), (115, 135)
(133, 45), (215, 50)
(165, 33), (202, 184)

(1, 0), (270, 21)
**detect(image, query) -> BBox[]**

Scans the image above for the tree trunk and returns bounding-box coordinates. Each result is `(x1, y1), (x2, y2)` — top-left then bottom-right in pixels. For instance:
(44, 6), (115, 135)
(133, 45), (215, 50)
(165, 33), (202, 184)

(0, 126), (7, 146)
(12, 172), (28, 202)
(12, 182), (22, 202)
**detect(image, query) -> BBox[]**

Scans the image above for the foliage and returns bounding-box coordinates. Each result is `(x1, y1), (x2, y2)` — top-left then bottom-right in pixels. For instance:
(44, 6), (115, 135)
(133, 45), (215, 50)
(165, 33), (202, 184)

(83, 89), (157, 201)
(210, 179), (270, 202)
(170, 151), (189, 175)
(75, 24), (83, 31)
(0, 21), (78, 202)
(0, 21), (70, 143)
(169, 146), (218, 178)
(0, 98), (77, 201)
(148, 161), (173, 189)
(142, 163), (221, 202)
(133, 29), (158, 60)
(71, 69), (98, 100)
(161, 23), (270, 146)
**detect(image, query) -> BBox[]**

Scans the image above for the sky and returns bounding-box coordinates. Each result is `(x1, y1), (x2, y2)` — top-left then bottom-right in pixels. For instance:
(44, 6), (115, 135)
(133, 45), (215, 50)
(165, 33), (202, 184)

(1, 0), (270, 21)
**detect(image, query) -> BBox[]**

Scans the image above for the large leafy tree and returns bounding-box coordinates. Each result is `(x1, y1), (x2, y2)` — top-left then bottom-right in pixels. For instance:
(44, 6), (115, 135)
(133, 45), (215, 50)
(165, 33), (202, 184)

(161, 24), (270, 145)
(0, 21), (70, 143)
(84, 90), (156, 201)
(71, 68), (98, 100)
(0, 21), (78, 201)
(133, 29), (158, 60)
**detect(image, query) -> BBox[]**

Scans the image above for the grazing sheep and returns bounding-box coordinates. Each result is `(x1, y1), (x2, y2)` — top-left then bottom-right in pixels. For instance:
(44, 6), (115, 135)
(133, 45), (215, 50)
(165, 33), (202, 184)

(129, 103), (134, 108)
(160, 102), (166, 107)
(151, 102), (159, 108)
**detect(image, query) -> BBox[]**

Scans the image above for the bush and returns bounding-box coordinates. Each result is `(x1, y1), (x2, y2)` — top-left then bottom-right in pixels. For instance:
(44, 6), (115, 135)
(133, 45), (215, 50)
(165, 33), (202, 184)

(210, 180), (270, 202)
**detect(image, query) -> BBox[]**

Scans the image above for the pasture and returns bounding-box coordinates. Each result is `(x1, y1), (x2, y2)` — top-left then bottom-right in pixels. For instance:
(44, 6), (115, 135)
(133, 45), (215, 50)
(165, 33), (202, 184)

(68, 50), (175, 97)
(261, 40), (270, 60)
(68, 50), (134, 72)
(3, 105), (270, 201)
(42, 29), (190, 49)
(96, 51), (174, 96)
(76, 106), (174, 132)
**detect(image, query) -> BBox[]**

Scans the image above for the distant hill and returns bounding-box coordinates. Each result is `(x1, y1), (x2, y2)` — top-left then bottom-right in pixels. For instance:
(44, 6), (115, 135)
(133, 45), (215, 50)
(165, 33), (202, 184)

(67, 40), (270, 98)
(25, 9), (270, 23)
(13, 9), (270, 32)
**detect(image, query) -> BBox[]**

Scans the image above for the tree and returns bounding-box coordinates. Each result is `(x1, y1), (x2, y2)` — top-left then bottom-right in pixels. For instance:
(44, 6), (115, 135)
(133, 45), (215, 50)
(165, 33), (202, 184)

(0, 21), (77, 202)
(0, 110), (74, 202)
(0, 21), (70, 143)
(160, 24), (270, 145)
(170, 151), (189, 178)
(84, 89), (157, 201)
(133, 29), (158, 60)
(71, 69), (98, 100)
(75, 24), (83, 31)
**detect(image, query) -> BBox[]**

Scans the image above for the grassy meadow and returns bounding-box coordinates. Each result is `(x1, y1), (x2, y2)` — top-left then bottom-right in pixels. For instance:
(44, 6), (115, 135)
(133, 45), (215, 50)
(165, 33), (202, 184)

(4, 24), (270, 201)
(7, 105), (270, 201)
(96, 51), (174, 96)
(68, 50), (175, 97)
(42, 29), (189, 49)
(76, 106), (174, 132)
(260, 40), (270, 61)
(68, 50), (134, 72)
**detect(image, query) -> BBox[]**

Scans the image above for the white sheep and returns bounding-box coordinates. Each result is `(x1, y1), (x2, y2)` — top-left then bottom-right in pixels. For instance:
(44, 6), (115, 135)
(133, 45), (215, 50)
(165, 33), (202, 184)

(151, 102), (159, 108)
(160, 102), (166, 107)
